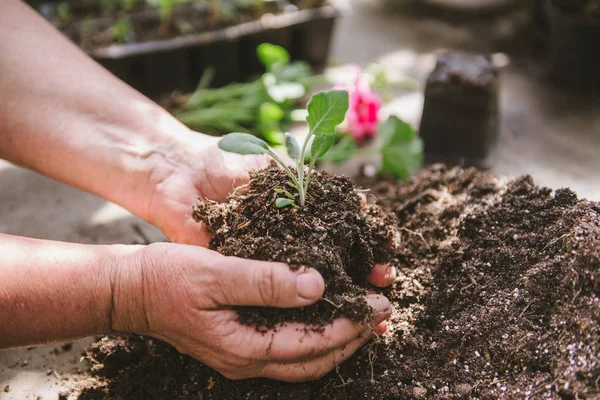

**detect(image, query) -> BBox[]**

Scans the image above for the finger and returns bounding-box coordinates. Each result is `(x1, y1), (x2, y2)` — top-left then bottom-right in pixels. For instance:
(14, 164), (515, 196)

(367, 263), (397, 288)
(256, 294), (391, 362)
(375, 321), (387, 335)
(212, 256), (325, 308)
(258, 332), (374, 382)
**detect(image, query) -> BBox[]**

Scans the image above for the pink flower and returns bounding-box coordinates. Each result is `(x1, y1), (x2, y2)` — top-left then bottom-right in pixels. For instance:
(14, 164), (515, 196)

(336, 70), (382, 143)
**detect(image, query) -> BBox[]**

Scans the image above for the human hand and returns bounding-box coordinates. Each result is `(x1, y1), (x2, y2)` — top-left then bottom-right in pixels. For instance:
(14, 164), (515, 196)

(142, 129), (398, 287)
(112, 243), (392, 382)
(143, 131), (271, 247)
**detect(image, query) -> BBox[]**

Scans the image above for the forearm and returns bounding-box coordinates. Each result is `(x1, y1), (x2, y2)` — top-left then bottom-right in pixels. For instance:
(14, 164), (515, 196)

(0, 233), (141, 348)
(0, 0), (197, 220)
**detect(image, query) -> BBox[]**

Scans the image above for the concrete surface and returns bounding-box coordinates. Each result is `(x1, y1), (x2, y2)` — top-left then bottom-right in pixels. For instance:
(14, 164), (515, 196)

(1, 0), (599, 398)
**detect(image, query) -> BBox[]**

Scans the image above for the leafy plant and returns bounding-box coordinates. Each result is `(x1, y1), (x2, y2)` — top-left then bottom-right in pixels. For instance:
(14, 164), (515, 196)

(322, 116), (423, 180)
(378, 116), (423, 180)
(110, 17), (134, 43)
(175, 43), (313, 144)
(218, 89), (349, 207)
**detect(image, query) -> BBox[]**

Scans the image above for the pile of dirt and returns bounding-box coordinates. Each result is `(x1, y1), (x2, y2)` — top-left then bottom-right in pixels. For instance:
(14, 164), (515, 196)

(76, 164), (600, 399)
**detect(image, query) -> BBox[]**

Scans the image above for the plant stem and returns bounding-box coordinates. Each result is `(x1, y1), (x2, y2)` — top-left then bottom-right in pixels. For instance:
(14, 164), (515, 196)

(266, 150), (301, 192)
(296, 132), (314, 206)
(297, 161), (305, 206)
(303, 158), (315, 196)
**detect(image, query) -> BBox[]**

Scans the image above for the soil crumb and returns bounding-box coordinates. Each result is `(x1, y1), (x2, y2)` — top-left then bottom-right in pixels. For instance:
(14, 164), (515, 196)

(76, 165), (599, 400)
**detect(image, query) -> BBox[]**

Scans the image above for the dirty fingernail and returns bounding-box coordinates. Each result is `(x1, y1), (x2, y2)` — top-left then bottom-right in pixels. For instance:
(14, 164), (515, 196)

(296, 270), (323, 300)
(375, 321), (388, 334)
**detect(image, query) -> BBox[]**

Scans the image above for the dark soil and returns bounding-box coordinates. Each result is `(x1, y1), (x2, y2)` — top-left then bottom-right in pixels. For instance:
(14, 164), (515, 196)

(59, 0), (281, 51)
(75, 165), (600, 399)
(192, 167), (399, 328)
(48, 0), (327, 51)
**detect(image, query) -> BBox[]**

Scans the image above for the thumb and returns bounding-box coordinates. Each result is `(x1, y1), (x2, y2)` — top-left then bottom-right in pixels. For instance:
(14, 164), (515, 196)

(213, 256), (325, 308)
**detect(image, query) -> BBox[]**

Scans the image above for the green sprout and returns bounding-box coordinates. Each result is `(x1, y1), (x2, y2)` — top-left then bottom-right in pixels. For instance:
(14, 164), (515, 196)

(218, 89), (349, 208)
(110, 17), (134, 43)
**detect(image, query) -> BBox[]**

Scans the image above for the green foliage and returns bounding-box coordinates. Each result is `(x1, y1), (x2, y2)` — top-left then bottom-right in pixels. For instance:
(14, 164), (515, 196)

(310, 135), (335, 160)
(322, 116), (423, 180)
(274, 188), (295, 199)
(158, 0), (174, 20)
(275, 198), (296, 208)
(259, 103), (284, 125)
(378, 116), (423, 180)
(320, 135), (356, 164)
(284, 132), (300, 161)
(218, 132), (269, 155)
(218, 89), (349, 207)
(306, 90), (349, 137)
(110, 18), (134, 43)
(175, 43), (313, 145)
(257, 43), (290, 72)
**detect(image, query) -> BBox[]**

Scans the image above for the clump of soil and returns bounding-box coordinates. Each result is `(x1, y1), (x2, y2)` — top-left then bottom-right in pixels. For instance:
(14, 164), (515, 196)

(192, 167), (399, 328)
(75, 165), (600, 399)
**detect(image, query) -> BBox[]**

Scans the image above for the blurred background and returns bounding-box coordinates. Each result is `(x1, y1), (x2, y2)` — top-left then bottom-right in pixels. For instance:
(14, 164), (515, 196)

(1, 1), (599, 397)
(21, 0), (600, 199)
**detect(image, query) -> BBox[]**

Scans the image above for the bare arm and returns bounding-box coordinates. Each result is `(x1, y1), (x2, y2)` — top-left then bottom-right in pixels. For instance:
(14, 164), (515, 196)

(0, 1), (395, 380)
(0, 233), (391, 381)
(0, 0), (278, 245)
(0, 0), (193, 224)
(0, 233), (138, 348)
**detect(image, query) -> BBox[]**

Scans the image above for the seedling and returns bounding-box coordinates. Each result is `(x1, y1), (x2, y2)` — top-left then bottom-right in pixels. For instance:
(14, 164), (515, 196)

(175, 43), (312, 143)
(218, 89), (349, 207)
(110, 17), (134, 43)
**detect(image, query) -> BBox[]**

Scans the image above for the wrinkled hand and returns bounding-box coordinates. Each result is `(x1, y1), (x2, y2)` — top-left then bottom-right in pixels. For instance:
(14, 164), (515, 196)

(113, 243), (392, 382)
(145, 132), (271, 247)
(131, 130), (398, 381)
(144, 130), (398, 287)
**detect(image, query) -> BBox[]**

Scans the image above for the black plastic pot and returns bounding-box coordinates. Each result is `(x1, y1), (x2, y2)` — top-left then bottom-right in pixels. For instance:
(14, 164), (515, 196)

(419, 52), (500, 170)
(47, 5), (340, 99)
(532, 0), (600, 92)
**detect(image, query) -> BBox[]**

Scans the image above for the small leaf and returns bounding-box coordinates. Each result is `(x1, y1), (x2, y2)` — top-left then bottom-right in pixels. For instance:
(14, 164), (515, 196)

(259, 102), (284, 124)
(284, 132), (300, 161)
(311, 135), (335, 160)
(275, 198), (295, 208)
(257, 43), (290, 71)
(304, 135), (315, 161)
(378, 116), (423, 180)
(261, 129), (284, 146)
(274, 188), (296, 199)
(306, 90), (349, 137)
(219, 132), (269, 155)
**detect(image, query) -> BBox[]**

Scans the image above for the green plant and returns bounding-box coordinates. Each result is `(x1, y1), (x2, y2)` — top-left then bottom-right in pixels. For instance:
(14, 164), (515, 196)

(174, 43), (314, 144)
(322, 116), (423, 180)
(110, 17), (134, 43)
(218, 89), (349, 207)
